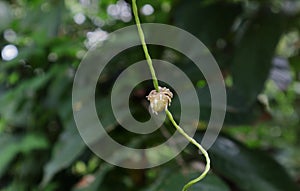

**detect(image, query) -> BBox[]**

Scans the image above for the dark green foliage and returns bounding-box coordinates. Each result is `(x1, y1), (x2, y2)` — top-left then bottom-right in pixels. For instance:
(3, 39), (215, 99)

(0, 0), (300, 190)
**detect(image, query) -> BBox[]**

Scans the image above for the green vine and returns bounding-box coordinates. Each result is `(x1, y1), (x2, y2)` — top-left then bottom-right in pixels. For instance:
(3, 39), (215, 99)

(131, 0), (211, 190)
(132, 0), (159, 91)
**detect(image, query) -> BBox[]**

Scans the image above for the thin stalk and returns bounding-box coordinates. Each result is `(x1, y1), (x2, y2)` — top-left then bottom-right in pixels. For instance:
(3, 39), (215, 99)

(165, 109), (210, 191)
(131, 0), (210, 190)
(132, 0), (159, 91)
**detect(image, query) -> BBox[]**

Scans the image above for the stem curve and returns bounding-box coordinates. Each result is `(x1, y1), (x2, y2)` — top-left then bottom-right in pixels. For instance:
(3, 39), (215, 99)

(131, 0), (210, 190)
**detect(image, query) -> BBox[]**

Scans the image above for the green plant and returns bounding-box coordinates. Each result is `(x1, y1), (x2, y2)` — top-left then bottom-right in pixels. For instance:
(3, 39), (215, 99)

(131, 0), (210, 190)
(0, 0), (300, 191)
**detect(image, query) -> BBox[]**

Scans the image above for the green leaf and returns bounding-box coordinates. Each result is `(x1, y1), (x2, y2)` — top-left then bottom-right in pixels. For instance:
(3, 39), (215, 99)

(0, 135), (20, 178)
(41, 96), (118, 186)
(0, 133), (48, 178)
(19, 133), (49, 154)
(289, 55), (300, 72)
(2, 180), (27, 191)
(0, 68), (55, 126)
(145, 171), (229, 191)
(72, 164), (113, 191)
(0, 1), (12, 31)
(174, 0), (242, 48)
(230, 9), (286, 108)
(21, 0), (65, 39)
(41, 119), (86, 187)
(193, 132), (300, 191)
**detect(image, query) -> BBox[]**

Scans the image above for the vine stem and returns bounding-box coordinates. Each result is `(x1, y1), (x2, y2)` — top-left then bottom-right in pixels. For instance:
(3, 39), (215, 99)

(131, 0), (210, 190)
(165, 109), (211, 191)
(132, 0), (159, 91)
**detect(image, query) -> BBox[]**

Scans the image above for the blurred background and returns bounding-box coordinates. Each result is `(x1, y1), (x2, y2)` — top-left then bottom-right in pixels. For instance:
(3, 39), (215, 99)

(1, 0), (300, 190)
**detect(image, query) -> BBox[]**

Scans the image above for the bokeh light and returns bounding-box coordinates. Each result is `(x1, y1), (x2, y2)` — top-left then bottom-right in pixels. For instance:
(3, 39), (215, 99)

(107, 0), (132, 22)
(74, 13), (86, 25)
(3, 29), (17, 42)
(1, 44), (18, 61)
(141, 4), (154, 16)
(85, 28), (108, 48)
